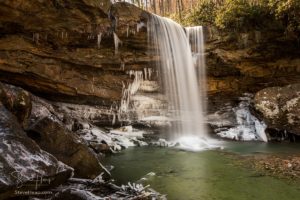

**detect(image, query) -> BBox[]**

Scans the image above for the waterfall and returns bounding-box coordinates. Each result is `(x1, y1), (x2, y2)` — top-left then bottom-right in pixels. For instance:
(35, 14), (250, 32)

(148, 15), (208, 141)
(186, 26), (207, 115)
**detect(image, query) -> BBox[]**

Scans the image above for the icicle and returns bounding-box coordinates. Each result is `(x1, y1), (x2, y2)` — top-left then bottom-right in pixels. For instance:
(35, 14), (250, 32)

(120, 62), (125, 71)
(91, 76), (95, 93)
(112, 113), (116, 125)
(113, 32), (122, 54)
(128, 70), (143, 95)
(33, 33), (40, 44)
(144, 68), (148, 80)
(126, 24), (130, 37)
(97, 32), (102, 49)
(148, 68), (153, 80)
(137, 22), (145, 33)
(119, 70), (143, 114)
(142, 68), (154, 81)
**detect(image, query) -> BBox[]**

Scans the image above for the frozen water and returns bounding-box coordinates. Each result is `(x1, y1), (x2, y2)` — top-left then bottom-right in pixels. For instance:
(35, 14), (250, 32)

(217, 101), (268, 142)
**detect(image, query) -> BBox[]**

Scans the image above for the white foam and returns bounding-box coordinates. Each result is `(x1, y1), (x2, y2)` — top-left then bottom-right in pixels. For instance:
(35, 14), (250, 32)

(175, 136), (223, 152)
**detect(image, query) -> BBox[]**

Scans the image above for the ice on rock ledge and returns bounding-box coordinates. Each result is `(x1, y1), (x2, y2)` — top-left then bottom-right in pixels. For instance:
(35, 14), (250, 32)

(110, 126), (144, 138)
(216, 99), (268, 142)
(140, 116), (171, 127)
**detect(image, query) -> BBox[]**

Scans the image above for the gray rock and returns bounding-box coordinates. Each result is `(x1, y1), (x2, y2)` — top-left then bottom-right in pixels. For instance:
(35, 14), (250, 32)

(0, 103), (73, 199)
(254, 84), (300, 135)
(28, 104), (109, 179)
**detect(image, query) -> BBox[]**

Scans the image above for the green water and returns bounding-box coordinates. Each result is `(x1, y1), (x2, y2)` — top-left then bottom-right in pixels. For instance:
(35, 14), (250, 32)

(104, 142), (300, 200)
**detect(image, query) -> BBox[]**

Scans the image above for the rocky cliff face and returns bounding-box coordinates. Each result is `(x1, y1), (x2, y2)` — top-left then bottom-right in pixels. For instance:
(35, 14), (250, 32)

(205, 28), (300, 96)
(205, 28), (300, 138)
(0, 0), (152, 107)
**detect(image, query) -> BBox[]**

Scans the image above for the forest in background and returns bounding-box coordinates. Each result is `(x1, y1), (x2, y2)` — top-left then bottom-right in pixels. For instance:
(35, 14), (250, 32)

(118, 0), (299, 40)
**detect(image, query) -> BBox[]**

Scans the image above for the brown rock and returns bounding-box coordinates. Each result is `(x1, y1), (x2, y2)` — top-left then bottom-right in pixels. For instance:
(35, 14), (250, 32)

(205, 28), (300, 104)
(90, 142), (111, 154)
(0, 83), (32, 128)
(0, 1), (153, 106)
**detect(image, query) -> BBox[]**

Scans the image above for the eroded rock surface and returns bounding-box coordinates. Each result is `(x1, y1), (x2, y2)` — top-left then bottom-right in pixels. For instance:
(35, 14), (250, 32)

(0, 0), (152, 106)
(205, 28), (300, 97)
(254, 84), (300, 135)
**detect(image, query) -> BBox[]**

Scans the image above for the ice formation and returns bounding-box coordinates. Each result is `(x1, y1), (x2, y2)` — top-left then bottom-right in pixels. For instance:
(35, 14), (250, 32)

(217, 99), (268, 142)
(97, 32), (102, 49)
(113, 32), (122, 54)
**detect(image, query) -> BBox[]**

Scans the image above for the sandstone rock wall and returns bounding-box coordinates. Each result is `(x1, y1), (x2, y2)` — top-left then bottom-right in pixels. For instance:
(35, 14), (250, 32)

(0, 0), (153, 106)
(205, 28), (300, 96)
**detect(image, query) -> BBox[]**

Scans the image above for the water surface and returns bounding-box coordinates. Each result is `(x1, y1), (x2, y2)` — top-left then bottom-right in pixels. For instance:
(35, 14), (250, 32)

(104, 142), (300, 200)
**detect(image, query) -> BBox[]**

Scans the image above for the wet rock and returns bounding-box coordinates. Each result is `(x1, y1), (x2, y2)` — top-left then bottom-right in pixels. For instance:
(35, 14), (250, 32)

(28, 116), (107, 179)
(254, 84), (300, 135)
(89, 142), (111, 154)
(0, 103), (73, 199)
(0, 83), (32, 128)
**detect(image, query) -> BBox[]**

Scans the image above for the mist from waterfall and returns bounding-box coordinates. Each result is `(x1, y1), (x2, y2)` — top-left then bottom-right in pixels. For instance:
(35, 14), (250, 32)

(148, 15), (208, 144)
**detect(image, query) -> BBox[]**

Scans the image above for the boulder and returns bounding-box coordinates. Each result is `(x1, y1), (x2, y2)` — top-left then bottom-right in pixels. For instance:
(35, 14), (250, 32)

(0, 103), (73, 199)
(28, 102), (108, 179)
(0, 83), (32, 128)
(254, 84), (300, 135)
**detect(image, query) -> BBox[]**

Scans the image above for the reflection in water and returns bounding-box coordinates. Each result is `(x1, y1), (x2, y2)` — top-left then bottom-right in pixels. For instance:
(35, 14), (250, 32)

(105, 144), (300, 200)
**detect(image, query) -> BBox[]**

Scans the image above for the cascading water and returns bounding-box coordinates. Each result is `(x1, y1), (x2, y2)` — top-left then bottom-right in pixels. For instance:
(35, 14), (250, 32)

(148, 15), (216, 150)
(186, 26), (207, 114)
